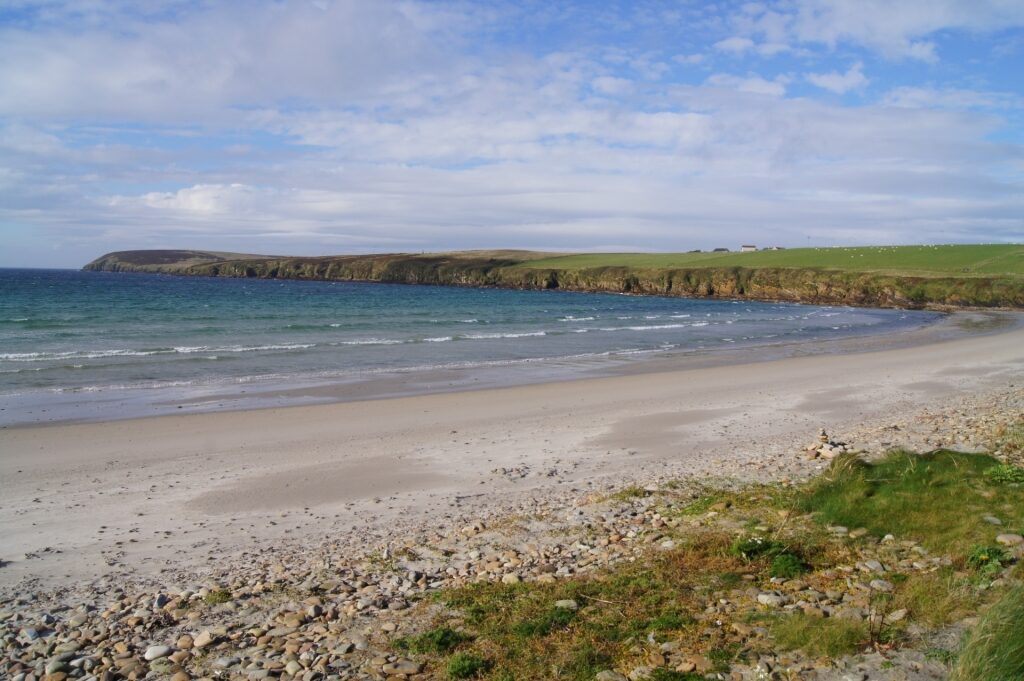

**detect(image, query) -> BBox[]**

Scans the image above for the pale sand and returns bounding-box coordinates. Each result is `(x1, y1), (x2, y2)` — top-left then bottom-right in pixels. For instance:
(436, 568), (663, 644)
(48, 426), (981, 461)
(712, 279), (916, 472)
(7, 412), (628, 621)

(1, 314), (1022, 590)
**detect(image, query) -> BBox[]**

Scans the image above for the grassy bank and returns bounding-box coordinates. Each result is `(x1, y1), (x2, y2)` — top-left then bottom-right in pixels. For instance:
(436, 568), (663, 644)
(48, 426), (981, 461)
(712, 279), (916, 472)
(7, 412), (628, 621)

(394, 446), (1024, 680)
(523, 244), (1024, 278)
(82, 245), (1024, 309)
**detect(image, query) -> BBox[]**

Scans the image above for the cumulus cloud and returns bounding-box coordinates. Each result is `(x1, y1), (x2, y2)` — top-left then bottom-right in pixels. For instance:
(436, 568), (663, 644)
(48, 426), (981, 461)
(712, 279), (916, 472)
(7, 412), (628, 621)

(0, 0), (1022, 267)
(806, 62), (868, 94)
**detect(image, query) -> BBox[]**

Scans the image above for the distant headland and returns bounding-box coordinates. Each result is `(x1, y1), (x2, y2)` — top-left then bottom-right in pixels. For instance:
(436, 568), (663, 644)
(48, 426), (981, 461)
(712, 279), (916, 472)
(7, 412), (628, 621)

(83, 244), (1024, 309)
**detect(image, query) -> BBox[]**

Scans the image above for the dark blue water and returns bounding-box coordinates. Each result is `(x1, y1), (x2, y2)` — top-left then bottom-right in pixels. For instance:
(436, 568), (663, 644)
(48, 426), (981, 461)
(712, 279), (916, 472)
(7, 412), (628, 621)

(0, 269), (940, 424)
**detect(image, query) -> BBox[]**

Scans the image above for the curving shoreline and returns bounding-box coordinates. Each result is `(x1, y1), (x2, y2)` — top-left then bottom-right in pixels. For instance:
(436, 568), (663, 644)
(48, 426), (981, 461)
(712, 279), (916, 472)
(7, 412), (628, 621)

(2, 314), (1022, 589)
(0, 321), (1022, 679)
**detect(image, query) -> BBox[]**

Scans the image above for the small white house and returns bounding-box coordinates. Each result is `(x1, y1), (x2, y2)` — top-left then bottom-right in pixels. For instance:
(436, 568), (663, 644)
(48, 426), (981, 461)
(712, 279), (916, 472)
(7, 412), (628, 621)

(740, 244), (757, 252)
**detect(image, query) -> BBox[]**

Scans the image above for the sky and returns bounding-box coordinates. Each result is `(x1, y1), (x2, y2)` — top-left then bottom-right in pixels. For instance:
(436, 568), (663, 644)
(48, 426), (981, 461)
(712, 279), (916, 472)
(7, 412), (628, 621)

(1, 0), (1022, 268)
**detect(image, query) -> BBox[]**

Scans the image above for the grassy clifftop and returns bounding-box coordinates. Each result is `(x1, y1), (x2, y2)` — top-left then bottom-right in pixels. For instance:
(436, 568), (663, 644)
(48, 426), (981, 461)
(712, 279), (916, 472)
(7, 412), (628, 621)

(82, 245), (1024, 309)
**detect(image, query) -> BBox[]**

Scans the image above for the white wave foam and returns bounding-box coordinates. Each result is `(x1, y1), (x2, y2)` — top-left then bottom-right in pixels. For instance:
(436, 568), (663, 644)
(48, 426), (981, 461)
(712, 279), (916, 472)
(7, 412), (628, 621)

(338, 338), (404, 346)
(172, 344), (315, 354)
(597, 323), (693, 332)
(1, 343), (315, 363)
(464, 331), (547, 340)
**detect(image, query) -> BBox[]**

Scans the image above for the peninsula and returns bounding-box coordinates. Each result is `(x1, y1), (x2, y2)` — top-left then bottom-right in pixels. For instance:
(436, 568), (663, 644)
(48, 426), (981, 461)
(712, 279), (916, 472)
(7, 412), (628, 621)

(83, 244), (1024, 309)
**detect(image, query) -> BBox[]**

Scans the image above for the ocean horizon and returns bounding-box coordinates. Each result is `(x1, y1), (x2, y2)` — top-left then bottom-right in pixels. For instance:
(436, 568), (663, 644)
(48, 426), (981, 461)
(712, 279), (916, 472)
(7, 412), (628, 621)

(0, 268), (940, 426)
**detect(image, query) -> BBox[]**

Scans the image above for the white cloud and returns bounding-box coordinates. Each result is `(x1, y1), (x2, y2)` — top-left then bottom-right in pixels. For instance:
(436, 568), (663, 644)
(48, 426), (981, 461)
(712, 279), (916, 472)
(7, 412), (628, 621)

(706, 73), (788, 97)
(1, 1), (1022, 267)
(883, 87), (1022, 110)
(713, 36), (755, 53)
(0, 1), (460, 119)
(732, 0), (1024, 61)
(806, 62), (868, 94)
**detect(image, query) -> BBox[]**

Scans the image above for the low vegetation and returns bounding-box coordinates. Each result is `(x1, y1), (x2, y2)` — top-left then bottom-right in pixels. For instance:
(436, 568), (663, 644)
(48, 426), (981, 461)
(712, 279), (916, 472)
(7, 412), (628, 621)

(951, 586), (1024, 681)
(523, 244), (1024, 278)
(395, 447), (1022, 679)
(83, 244), (1024, 308)
(796, 450), (1024, 558)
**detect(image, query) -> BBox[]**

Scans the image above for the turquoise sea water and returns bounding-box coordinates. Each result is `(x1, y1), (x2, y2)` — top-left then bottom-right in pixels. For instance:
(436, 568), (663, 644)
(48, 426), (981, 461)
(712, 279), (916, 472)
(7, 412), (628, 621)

(0, 269), (940, 425)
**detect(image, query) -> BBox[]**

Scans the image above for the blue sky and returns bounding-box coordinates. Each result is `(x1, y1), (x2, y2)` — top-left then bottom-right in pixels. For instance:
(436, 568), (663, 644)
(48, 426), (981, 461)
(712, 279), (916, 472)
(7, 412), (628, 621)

(1, 0), (1022, 267)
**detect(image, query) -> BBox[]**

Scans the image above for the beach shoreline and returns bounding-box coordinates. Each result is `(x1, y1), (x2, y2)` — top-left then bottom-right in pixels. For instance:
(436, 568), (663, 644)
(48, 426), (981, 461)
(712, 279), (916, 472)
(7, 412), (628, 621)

(1, 310), (1022, 594)
(2, 305), (1011, 430)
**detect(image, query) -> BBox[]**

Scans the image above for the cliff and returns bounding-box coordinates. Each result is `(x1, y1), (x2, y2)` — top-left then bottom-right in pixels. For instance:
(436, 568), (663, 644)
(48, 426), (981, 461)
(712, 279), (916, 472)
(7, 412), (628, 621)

(83, 249), (1024, 310)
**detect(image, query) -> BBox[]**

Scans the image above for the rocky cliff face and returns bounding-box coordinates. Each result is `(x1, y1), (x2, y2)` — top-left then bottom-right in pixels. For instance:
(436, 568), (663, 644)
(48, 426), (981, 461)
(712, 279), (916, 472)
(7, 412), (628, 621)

(83, 251), (1024, 309)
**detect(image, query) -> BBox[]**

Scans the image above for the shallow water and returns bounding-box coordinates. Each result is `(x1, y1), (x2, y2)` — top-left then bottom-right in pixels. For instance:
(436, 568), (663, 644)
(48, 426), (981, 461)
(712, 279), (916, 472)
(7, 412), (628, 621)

(0, 269), (940, 425)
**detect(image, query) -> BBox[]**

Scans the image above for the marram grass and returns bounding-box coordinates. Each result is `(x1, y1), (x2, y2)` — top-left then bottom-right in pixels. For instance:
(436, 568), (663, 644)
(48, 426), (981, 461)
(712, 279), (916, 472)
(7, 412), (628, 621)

(951, 586), (1024, 681)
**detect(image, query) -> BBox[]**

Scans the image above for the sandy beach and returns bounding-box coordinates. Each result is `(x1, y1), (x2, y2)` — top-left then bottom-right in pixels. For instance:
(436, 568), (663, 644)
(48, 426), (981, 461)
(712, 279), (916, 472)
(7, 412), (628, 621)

(1, 311), (1022, 595)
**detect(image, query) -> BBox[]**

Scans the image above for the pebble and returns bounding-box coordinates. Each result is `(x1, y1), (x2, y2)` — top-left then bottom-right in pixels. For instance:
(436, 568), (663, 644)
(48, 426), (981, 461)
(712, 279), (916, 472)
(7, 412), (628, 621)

(144, 645), (174, 661)
(192, 630), (215, 648)
(595, 672), (629, 681)
(1, 389), (1019, 681)
(757, 592), (787, 607)
(382, 659), (423, 675)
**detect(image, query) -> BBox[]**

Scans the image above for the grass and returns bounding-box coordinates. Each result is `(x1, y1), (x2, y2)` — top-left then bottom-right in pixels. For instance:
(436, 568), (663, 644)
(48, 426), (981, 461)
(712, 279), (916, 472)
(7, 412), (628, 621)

(446, 653), (490, 679)
(394, 447), (1021, 679)
(796, 450), (1024, 560)
(522, 244), (1024, 278)
(436, 534), (739, 680)
(394, 627), (472, 654)
(766, 613), (869, 658)
(951, 586), (1024, 681)
(769, 553), (808, 579)
(892, 567), (985, 628)
(203, 589), (231, 605)
(987, 464), (1024, 484)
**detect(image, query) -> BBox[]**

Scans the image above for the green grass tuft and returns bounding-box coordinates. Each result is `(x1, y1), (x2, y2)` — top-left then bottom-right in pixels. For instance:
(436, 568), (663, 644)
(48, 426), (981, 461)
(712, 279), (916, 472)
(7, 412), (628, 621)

(446, 652), (490, 679)
(729, 536), (785, 560)
(769, 553), (808, 578)
(768, 613), (869, 658)
(966, 545), (1009, 579)
(986, 464), (1024, 485)
(797, 450), (1024, 559)
(394, 627), (472, 654)
(951, 586), (1024, 681)
(649, 670), (705, 681)
(203, 589), (231, 605)
(512, 607), (576, 638)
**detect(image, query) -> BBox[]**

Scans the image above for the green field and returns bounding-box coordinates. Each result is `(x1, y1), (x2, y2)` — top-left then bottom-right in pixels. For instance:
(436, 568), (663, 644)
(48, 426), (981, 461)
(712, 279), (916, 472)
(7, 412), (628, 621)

(523, 244), (1024, 278)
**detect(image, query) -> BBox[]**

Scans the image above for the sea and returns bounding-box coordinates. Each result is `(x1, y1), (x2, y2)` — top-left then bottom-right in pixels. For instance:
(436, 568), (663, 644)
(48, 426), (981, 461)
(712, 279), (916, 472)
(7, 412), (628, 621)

(0, 269), (942, 426)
